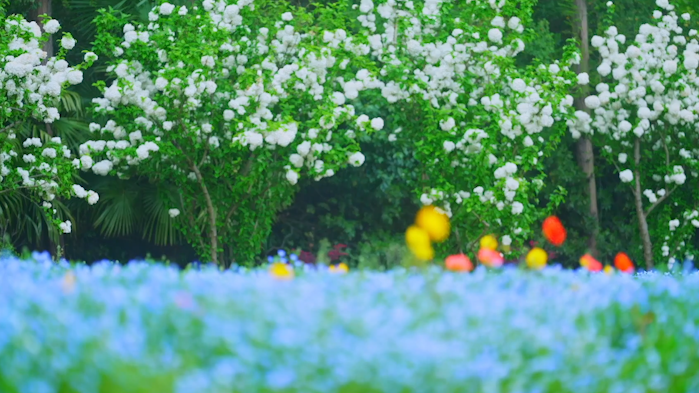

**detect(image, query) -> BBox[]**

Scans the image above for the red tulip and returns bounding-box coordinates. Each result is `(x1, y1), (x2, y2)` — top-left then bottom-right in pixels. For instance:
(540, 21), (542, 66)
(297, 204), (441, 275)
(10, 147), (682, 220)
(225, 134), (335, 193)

(542, 216), (567, 246)
(580, 254), (603, 272)
(614, 252), (635, 273)
(445, 254), (474, 272)
(477, 248), (504, 268)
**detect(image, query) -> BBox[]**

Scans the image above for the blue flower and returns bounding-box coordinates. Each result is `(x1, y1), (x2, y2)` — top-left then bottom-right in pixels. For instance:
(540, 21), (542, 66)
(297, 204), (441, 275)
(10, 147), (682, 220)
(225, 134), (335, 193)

(277, 249), (287, 257)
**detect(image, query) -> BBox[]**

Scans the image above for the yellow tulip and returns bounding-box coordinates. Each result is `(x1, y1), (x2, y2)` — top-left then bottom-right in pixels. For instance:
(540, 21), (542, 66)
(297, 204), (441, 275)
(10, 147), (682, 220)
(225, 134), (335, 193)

(410, 242), (435, 261)
(603, 265), (614, 275)
(269, 263), (294, 280)
(61, 271), (76, 293)
(406, 225), (431, 248)
(415, 205), (450, 242)
(526, 247), (548, 270)
(329, 263), (349, 274)
(405, 225), (434, 261)
(479, 235), (498, 251)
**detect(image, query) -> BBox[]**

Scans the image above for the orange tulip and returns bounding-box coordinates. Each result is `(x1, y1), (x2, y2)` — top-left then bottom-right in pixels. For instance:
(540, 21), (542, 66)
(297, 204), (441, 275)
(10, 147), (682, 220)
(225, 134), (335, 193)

(445, 254), (474, 272)
(542, 216), (567, 246)
(477, 248), (504, 268)
(580, 254), (603, 272)
(614, 252), (635, 273)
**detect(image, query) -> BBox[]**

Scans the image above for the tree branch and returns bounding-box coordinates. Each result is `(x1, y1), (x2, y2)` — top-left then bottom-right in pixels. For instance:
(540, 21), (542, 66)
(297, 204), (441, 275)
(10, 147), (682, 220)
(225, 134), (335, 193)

(0, 121), (22, 134)
(644, 184), (679, 218)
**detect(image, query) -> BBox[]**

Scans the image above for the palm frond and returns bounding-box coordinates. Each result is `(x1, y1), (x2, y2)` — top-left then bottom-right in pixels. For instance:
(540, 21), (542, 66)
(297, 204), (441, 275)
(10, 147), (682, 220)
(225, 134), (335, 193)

(92, 178), (142, 237)
(52, 117), (89, 150)
(58, 90), (84, 116)
(141, 184), (181, 246)
(0, 190), (26, 233)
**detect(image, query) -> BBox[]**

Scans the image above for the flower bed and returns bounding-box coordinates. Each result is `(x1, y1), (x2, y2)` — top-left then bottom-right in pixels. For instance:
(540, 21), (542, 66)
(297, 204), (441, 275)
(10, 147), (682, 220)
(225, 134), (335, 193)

(2, 253), (699, 392)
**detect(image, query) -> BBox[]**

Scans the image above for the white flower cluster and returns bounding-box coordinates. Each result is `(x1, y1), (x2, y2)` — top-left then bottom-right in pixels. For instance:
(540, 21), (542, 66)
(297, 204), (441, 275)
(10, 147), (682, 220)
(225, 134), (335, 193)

(83, 0), (372, 189)
(345, 0), (577, 241)
(1, 15), (98, 233)
(570, 0), (699, 261)
(569, 4), (699, 174)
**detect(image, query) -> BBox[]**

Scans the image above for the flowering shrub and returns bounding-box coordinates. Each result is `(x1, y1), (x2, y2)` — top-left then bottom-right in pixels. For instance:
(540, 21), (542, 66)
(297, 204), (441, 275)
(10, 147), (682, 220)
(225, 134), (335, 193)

(82, 0), (376, 265)
(334, 0), (580, 254)
(569, 0), (699, 269)
(3, 254), (699, 391)
(0, 13), (97, 233)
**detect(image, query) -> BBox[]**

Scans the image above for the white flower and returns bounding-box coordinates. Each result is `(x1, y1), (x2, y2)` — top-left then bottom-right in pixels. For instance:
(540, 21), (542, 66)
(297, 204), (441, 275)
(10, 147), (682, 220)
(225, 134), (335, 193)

(505, 177), (520, 190)
(168, 208), (180, 218)
(348, 152), (365, 167)
(618, 153), (627, 164)
(577, 73), (589, 85)
(440, 117), (456, 131)
(488, 28), (503, 43)
(643, 189), (658, 203)
(370, 118), (384, 130)
(584, 95), (601, 109)
(331, 92), (346, 105)
(638, 107), (652, 119)
(84, 52), (98, 62)
(160, 2), (175, 15)
(511, 202), (524, 215)
(501, 235), (512, 246)
(597, 62), (611, 76)
(443, 141), (455, 152)
(72, 184), (88, 198)
(92, 160), (113, 176)
(507, 17), (520, 30)
(356, 114), (369, 127)
(619, 169), (634, 183)
(201, 55), (215, 68)
(286, 169), (299, 185)
(67, 70), (83, 85)
(281, 12), (293, 21)
(669, 219), (680, 231)
(289, 154), (304, 168)
(663, 60), (678, 75)
(44, 20), (60, 34)
(61, 36), (76, 50)
(59, 220), (72, 234)
(42, 148), (57, 158)
(591, 36), (605, 47)
(86, 191), (99, 205)
(511, 78), (526, 92)
(618, 121), (632, 133)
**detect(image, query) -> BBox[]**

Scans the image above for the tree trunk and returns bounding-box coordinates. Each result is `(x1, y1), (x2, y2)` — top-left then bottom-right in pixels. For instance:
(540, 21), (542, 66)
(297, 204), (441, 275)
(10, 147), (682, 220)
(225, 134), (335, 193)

(573, 0), (599, 256)
(29, 0), (54, 59)
(30, 0), (54, 137)
(633, 139), (654, 270)
(191, 165), (219, 265)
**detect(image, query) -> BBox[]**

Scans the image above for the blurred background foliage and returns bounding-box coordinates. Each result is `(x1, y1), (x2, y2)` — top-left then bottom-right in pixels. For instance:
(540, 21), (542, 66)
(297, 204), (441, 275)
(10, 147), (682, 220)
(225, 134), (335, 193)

(3, 0), (697, 267)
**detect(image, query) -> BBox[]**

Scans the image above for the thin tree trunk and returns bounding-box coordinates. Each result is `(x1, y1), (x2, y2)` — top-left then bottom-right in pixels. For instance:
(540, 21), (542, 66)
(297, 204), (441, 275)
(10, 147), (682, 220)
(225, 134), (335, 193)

(633, 139), (653, 270)
(30, 0), (54, 137)
(573, 0), (599, 256)
(30, 0), (54, 59)
(191, 165), (219, 265)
